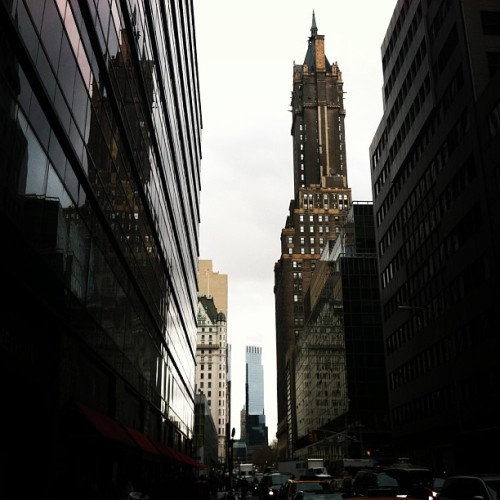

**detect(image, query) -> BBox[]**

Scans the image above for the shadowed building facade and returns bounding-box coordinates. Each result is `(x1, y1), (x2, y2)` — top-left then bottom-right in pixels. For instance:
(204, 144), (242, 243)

(294, 202), (391, 462)
(274, 12), (352, 459)
(370, 0), (500, 472)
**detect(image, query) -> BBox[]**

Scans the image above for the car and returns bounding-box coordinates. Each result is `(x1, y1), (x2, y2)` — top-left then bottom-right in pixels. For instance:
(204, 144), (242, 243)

(255, 472), (294, 499)
(436, 474), (500, 500)
(280, 477), (333, 500)
(382, 463), (434, 498)
(251, 473), (264, 494)
(351, 469), (399, 497)
(430, 476), (446, 498)
(293, 492), (345, 500)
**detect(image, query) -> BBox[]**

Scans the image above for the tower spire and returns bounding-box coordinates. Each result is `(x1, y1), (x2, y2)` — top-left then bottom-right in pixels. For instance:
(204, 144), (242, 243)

(311, 10), (318, 36)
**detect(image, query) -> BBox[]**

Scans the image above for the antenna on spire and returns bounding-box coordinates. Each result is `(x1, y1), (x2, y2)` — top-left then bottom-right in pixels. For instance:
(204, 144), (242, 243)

(311, 10), (318, 36)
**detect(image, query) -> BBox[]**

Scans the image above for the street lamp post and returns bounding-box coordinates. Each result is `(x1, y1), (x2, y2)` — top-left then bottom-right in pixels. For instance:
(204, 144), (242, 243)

(229, 427), (235, 490)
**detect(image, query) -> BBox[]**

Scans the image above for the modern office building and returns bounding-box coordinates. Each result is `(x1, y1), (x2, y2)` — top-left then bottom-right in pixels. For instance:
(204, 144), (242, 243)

(370, 0), (500, 473)
(246, 346), (265, 415)
(0, 1), (201, 495)
(196, 295), (229, 462)
(274, 12), (352, 459)
(294, 202), (391, 462)
(245, 346), (268, 450)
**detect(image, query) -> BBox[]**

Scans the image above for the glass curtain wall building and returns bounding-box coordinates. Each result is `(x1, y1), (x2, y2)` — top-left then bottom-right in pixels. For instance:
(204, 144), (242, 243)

(0, 0), (201, 495)
(245, 346), (268, 448)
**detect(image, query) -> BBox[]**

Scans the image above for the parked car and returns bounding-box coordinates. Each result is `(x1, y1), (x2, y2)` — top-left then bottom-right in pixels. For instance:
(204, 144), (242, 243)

(256, 472), (294, 499)
(436, 474), (500, 500)
(280, 477), (333, 500)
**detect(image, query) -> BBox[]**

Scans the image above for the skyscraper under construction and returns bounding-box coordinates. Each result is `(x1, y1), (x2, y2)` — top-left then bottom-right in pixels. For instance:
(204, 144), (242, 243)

(274, 12), (352, 458)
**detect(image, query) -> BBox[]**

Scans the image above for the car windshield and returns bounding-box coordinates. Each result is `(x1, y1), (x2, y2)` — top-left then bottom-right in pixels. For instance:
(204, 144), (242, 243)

(302, 494), (344, 500)
(271, 474), (292, 485)
(299, 482), (330, 492)
(377, 473), (399, 487)
(485, 479), (500, 497)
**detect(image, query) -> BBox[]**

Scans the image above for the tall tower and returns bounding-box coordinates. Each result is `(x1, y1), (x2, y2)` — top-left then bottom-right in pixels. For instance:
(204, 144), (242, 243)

(274, 12), (352, 459)
(245, 346), (268, 451)
(246, 346), (265, 416)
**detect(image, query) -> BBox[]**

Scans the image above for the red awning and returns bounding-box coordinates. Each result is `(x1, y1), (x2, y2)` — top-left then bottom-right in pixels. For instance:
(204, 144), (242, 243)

(151, 440), (177, 460)
(124, 426), (161, 455)
(177, 450), (203, 468)
(151, 440), (202, 467)
(75, 402), (137, 448)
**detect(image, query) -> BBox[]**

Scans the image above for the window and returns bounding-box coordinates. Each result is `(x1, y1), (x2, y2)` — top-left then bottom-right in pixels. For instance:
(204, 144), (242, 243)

(487, 51), (500, 76)
(481, 11), (500, 35)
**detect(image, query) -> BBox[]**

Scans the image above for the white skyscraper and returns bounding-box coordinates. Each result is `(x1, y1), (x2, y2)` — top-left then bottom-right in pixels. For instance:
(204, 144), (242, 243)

(246, 346), (264, 415)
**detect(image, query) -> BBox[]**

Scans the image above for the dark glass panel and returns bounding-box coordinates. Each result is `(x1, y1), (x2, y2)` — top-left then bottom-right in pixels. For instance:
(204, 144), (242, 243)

(39, 0), (63, 72)
(17, 1), (40, 67)
(24, 77), (51, 150)
(24, 0), (46, 29)
(57, 31), (77, 105)
(72, 68), (91, 138)
(36, 45), (58, 100)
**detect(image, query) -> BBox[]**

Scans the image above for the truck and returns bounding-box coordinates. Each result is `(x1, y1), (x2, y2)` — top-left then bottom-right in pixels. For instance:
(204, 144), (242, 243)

(306, 458), (329, 476)
(238, 463), (255, 478)
(278, 458), (329, 477)
(278, 460), (307, 477)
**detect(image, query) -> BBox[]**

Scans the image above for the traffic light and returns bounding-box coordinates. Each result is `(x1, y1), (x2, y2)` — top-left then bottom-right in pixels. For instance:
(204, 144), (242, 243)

(308, 432), (318, 442)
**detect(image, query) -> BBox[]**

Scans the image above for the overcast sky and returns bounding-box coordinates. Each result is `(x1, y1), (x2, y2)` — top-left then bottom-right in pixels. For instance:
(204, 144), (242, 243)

(194, 1), (397, 441)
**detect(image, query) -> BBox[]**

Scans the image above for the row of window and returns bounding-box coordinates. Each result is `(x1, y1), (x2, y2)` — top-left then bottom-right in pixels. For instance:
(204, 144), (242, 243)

(391, 362), (499, 428)
(381, 111), (471, 296)
(198, 372), (225, 379)
(198, 364), (225, 371)
(377, 66), (465, 254)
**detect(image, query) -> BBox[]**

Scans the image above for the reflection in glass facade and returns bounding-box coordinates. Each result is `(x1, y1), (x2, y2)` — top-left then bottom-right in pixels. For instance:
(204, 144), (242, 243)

(1, 0), (201, 493)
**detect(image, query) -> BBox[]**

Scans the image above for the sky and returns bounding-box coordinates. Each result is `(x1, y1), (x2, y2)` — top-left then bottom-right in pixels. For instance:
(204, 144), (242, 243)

(193, 0), (397, 441)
